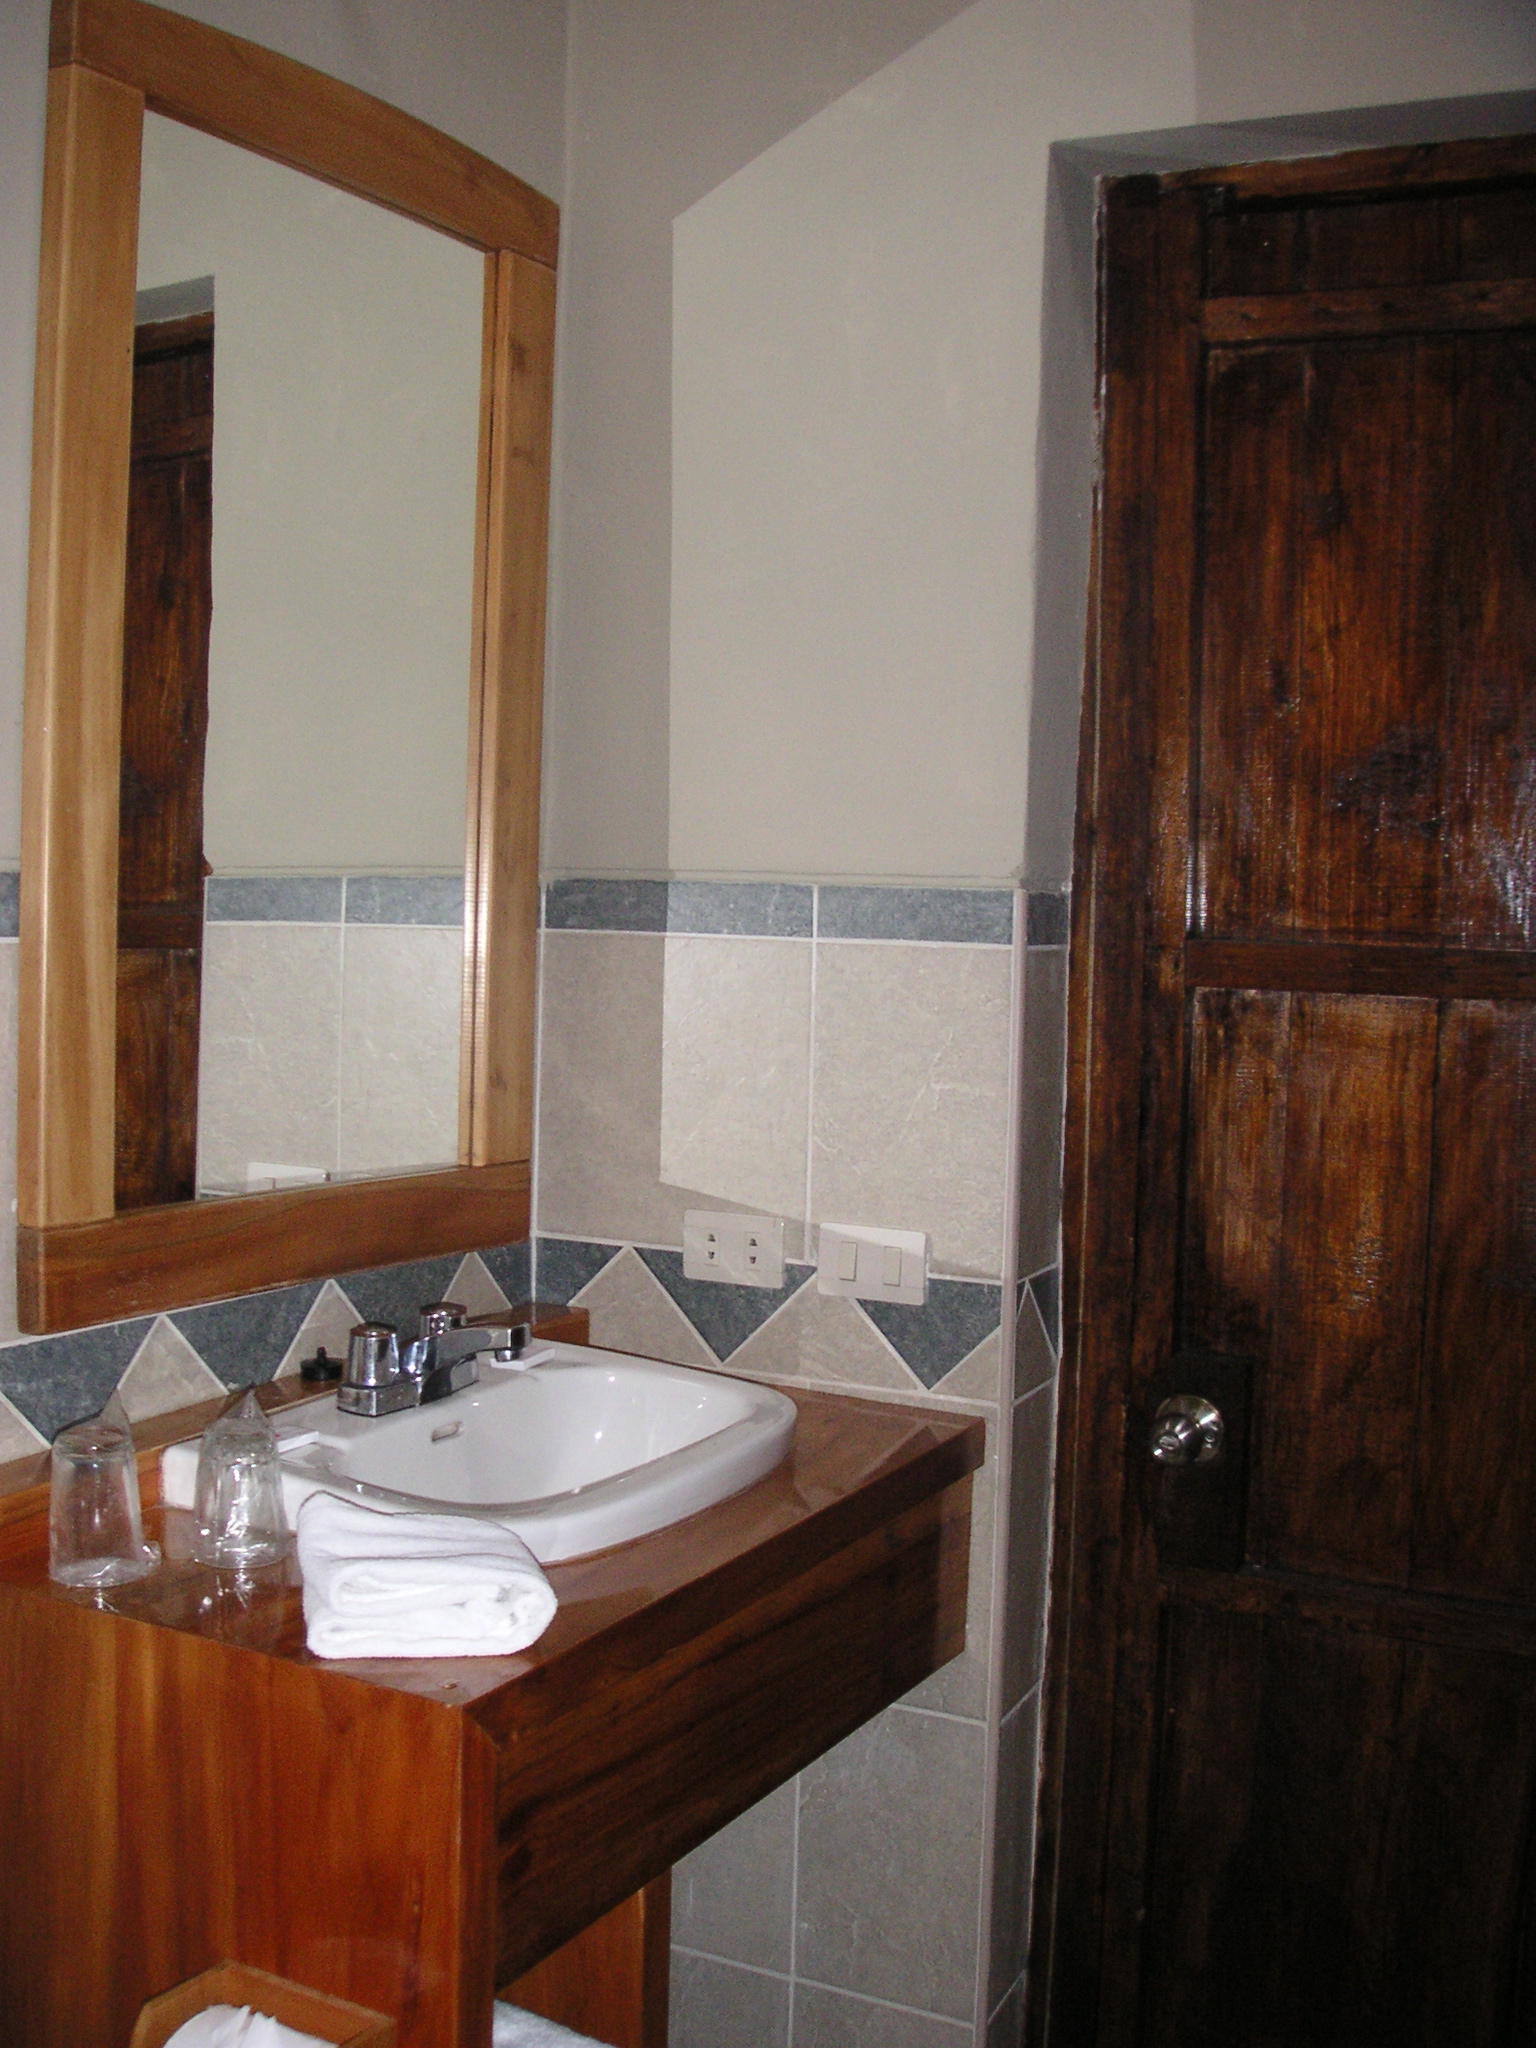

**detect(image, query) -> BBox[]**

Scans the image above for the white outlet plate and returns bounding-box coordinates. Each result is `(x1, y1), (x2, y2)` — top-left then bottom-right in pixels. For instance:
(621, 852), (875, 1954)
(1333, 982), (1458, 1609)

(816, 1223), (928, 1306)
(683, 1211), (786, 1289)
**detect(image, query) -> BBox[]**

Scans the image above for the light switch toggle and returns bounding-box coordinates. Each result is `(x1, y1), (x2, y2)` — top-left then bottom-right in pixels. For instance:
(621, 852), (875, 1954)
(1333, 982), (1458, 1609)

(816, 1223), (928, 1306)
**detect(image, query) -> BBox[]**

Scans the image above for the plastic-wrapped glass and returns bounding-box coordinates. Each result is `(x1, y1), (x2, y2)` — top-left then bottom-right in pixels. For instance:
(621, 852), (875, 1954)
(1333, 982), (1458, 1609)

(49, 1415), (159, 1586)
(195, 1390), (290, 1568)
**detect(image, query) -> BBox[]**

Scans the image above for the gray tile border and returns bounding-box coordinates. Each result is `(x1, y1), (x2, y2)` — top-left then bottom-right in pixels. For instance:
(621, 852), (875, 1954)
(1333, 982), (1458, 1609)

(170, 1282), (322, 1386)
(1026, 1266), (1060, 1355)
(344, 873), (465, 927)
(544, 878), (671, 932)
(339, 1254), (468, 1335)
(0, 1317), (156, 1440)
(637, 1251), (813, 1361)
(480, 1240), (532, 1308)
(0, 871), (18, 939)
(535, 1235), (625, 1305)
(1025, 891), (1070, 947)
(665, 882), (813, 938)
(205, 875), (344, 923)
(817, 886), (1013, 946)
(859, 1280), (1004, 1389)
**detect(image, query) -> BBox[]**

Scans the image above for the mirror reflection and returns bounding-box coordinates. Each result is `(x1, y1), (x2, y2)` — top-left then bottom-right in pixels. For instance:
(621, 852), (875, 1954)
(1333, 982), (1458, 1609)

(122, 113), (484, 1206)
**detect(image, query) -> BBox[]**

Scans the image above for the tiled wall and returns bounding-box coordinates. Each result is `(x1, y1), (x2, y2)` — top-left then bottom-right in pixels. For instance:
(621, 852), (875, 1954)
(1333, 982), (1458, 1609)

(536, 878), (1068, 2048)
(198, 873), (464, 1190)
(0, 865), (1069, 2048)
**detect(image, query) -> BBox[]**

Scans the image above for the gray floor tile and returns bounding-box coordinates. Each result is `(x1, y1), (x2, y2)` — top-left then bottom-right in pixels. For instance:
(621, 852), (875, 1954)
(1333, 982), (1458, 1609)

(673, 1777), (798, 1972)
(670, 1952), (790, 2048)
(796, 1707), (986, 2021)
(793, 1983), (973, 2048)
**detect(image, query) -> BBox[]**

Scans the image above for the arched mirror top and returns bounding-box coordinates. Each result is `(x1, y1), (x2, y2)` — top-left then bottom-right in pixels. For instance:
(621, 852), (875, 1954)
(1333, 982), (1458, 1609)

(19, 0), (556, 1331)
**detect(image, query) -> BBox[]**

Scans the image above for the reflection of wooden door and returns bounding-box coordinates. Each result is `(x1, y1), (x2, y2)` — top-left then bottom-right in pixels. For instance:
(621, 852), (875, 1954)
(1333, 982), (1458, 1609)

(117, 312), (212, 1209)
(1032, 138), (1536, 2046)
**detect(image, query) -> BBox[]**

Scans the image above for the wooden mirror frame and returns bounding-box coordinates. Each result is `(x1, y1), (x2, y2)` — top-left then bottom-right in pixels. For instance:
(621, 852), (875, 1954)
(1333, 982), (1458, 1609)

(18, 0), (556, 1332)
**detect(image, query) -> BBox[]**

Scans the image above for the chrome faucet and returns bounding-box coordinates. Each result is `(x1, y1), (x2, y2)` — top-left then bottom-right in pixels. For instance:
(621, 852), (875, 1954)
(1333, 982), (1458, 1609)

(337, 1301), (533, 1417)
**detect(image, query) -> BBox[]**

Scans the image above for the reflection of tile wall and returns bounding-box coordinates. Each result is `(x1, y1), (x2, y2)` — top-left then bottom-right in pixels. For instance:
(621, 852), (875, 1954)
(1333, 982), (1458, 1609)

(535, 879), (1067, 2047)
(197, 873), (464, 1190)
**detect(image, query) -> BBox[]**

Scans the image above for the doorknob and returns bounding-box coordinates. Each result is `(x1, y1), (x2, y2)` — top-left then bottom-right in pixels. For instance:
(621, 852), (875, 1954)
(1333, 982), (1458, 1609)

(1150, 1395), (1224, 1466)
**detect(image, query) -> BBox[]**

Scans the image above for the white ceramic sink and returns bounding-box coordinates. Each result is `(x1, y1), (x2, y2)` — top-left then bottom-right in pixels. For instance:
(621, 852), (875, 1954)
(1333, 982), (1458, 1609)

(162, 1342), (797, 1562)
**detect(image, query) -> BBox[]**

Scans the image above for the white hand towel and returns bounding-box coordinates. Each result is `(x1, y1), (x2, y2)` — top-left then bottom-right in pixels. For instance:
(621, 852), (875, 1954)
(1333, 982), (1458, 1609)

(164, 2006), (329, 2048)
(296, 1492), (557, 1659)
(492, 2002), (606, 2047)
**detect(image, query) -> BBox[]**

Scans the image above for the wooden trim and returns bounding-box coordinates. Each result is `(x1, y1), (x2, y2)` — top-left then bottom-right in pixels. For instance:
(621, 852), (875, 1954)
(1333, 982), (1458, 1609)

(1186, 936), (1536, 1000)
(18, 61), (142, 1232)
(17, 1160), (530, 1332)
(1202, 277), (1536, 346)
(50, 0), (558, 266)
(503, 1877), (671, 2048)
(1170, 131), (1536, 202)
(462, 251), (554, 1166)
(20, 4), (556, 1329)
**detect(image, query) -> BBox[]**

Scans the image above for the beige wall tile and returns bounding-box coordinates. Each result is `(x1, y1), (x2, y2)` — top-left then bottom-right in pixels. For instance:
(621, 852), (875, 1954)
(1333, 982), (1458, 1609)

(1016, 945), (1067, 1279)
(119, 1316), (226, 1422)
(904, 1416), (994, 1720)
(198, 923), (342, 1190)
(573, 1245), (718, 1366)
(275, 1278), (362, 1378)
(660, 934), (810, 1223)
(987, 1686), (1041, 2013)
(0, 1388), (44, 1459)
(797, 1704), (986, 2022)
(937, 1325), (1002, 1403)
(338, 925), (461, 1176)
(727, 1281), (915, 1394)
(1001, 1381), (1056, 1714)
(446, 1252), (511, 1319)
(537, 932), (691, 1246)
(812, 943), (1011, 1279)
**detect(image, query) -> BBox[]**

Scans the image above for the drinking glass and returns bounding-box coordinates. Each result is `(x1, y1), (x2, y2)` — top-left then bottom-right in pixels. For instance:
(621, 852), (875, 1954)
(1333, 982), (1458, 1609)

(49, 1418), (159, 1586)
(194, 1393), (290, 1568)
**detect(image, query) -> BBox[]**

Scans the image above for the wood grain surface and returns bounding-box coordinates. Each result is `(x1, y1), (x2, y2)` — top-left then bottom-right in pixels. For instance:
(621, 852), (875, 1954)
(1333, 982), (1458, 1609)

(0, 1377), (981, 2047)
(51, 0), (557, 264)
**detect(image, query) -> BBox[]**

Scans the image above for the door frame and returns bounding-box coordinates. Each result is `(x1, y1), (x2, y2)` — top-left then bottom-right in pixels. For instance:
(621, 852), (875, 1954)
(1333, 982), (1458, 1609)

(1025, 130), (1536, 2048)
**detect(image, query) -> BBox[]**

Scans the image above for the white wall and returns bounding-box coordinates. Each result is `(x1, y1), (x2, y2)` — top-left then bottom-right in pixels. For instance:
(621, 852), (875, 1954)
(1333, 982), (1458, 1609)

(554, 0), (1536, 888)
(0, 0), (565, 871)
(138, 114), (482, 874)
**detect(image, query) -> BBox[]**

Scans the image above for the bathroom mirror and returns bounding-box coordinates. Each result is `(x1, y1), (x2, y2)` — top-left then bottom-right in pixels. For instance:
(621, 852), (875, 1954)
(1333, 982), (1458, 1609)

(131, 111), (480, 1203)
(18, 0), (557, 1331)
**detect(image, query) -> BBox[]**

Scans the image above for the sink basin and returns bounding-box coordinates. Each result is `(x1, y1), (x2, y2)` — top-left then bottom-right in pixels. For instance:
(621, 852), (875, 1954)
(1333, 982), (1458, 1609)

(161, 1342), (797, 1562)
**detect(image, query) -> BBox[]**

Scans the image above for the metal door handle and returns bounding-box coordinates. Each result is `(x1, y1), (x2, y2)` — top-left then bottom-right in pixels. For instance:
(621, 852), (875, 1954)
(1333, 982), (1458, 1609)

(1150, 1395), (1224, 1466)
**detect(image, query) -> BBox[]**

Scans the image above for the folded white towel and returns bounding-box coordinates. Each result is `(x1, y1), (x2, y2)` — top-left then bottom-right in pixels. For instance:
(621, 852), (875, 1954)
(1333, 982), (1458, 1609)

(164, 2005), (327, 2048)
(492, 2003), (605, 2047)
(296, 1493), (557, 1660)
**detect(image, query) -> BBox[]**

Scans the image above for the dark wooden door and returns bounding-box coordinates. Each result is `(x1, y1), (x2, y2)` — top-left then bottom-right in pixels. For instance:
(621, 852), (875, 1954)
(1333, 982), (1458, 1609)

(1031, 137), (1536, 2048)
(116, 311), (212, 1209)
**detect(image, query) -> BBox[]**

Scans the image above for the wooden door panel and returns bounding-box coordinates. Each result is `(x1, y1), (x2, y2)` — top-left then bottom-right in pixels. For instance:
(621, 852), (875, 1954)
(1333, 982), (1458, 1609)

(1417, 1001), (1536, 1603)
(1205, 187), (1536, 299)
(1144, 1606), (1536, 2048)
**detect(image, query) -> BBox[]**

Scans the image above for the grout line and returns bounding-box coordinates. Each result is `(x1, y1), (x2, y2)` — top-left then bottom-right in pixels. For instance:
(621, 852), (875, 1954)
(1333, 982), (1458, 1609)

(791, 1973), (974, 2032)
(332, 913), (347, 1176)
(789, 1764), (803, 2041)
(669, 1947), (793, 1985)
(528, 918), (546, 1302)
(889, 1699), (990, 1730)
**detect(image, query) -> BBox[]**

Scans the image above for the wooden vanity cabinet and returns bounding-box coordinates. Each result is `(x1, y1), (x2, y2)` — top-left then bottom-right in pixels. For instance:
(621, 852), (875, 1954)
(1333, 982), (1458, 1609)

(0, 1352), (981, 2048)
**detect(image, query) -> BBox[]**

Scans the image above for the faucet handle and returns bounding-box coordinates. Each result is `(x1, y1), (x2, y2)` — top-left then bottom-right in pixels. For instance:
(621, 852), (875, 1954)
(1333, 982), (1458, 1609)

(417, 1301), (467, 1339)
(346, 1322), (399, 1389)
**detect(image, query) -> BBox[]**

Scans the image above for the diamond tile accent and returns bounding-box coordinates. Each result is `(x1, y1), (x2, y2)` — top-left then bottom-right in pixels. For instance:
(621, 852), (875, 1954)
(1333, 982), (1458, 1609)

(1026, 1265), (1060, 1354)
(726, 1281), (917, 1394)
(170, 1282), (321, 1386)
(118, 1316), (226, 1421)
(636, 1250), (812, 1361)
(860, 1280), (1004, 1389)
(276, 1279), (363, 1379)
(571, 1246), (717, 1367)
(340, 1255), (467, 1335)
(536, 1236), (623, 1306)
(1024, 890), (1069, 947)
(446, 1252), (512, 1319)
(0, 1317), (155, 1440)
(481, 1240), (533, 1307)
(0, 1389), (44, 1460)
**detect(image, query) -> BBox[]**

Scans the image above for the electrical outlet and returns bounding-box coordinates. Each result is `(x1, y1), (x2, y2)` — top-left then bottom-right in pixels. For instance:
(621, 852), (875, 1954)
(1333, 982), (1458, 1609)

(683, 1211), (786, 1289)
(816, 1223), (928, 1305)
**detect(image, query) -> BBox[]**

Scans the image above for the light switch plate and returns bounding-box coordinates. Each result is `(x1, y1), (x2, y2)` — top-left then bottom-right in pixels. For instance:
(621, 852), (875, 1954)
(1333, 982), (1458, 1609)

(683, 1211), (785, 1289)
(816, 1223), (928, 1306)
